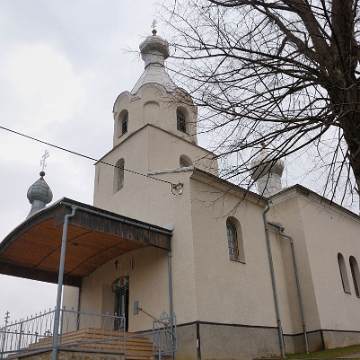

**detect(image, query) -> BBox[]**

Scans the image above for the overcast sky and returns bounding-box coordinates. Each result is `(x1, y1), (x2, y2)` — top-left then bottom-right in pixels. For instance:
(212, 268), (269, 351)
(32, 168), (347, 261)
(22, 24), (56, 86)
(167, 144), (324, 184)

(0, 0), (161, 324)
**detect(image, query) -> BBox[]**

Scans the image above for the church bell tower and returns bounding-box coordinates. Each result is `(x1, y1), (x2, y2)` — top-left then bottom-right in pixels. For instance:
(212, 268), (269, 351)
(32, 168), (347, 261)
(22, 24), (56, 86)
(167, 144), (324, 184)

(93, 30), (218, 216)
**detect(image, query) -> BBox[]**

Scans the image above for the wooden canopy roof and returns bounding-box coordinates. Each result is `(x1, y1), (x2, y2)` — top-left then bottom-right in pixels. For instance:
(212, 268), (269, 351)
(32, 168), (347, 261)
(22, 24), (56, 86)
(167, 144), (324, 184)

(0, 198), (172, 287)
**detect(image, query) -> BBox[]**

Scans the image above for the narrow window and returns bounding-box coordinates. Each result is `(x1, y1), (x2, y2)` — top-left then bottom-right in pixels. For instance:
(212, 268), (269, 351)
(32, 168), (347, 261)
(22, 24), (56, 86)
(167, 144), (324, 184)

(122, 113), (128, 135)
(177, 110), (186, 133)
(226, 218), (245, 262)
(349, 256), (360, 297)
(227, 220), (240, 261)
(114, 159), (125, 192)
(338, 253), (351, 294)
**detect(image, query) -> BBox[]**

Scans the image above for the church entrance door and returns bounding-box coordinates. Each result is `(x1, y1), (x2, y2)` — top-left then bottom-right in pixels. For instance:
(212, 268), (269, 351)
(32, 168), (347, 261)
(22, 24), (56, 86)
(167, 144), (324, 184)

(112, 276), (129, 331)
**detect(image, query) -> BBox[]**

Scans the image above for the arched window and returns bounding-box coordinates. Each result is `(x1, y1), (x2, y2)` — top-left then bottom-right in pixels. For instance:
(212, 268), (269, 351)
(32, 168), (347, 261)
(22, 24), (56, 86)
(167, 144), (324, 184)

(349, 256), (360, 297)
(114, 158), (125, 192)
(226, 218), (245, 262)
(338, 253), (351, 294)
(177, 110), (186, 133)
(122, 113), (128, 135)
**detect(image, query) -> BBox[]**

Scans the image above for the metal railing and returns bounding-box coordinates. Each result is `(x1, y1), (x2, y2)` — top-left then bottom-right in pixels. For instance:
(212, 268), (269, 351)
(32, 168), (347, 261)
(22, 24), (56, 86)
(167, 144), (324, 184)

(0, 308), (125, 358)
(0, 309), (177, 359)
(153, 311), (177, 359)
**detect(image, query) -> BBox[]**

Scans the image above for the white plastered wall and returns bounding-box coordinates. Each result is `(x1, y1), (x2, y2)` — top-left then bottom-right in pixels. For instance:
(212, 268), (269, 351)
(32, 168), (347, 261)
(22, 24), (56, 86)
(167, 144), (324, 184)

(269, 188), (360, 335)
(93, 161), (200, 327)
(76, 246), (168, 332)
(113, 87), (198, 149)
(188, 177), (298, 332)
(269, 192), (321, 333)
(296, 194), (360, 332)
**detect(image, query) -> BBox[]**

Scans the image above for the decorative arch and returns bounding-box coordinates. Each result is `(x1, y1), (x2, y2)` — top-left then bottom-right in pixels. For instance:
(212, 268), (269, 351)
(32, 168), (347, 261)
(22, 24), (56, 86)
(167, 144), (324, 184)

(180, 155), (192, 167)
(143, 101), (160, 125)
(338, 253), (351, 294)
(226, 217), (245, 263)
(114, 158), (125, 192)
(349, 256), (360, 297)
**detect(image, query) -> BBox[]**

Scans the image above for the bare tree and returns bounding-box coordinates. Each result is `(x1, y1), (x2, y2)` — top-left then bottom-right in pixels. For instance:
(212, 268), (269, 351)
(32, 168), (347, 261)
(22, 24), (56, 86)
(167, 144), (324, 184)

(160, 0), (360, 205)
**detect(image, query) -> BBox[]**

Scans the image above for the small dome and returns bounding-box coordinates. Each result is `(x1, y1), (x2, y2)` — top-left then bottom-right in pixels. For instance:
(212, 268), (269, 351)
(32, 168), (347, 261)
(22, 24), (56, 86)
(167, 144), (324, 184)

(131, 31), (176, 95)
(139, 33), (170, 68)
(27, 172), (53, 204)
(251, 148), (284, 180)
(26, 172), (53, 219)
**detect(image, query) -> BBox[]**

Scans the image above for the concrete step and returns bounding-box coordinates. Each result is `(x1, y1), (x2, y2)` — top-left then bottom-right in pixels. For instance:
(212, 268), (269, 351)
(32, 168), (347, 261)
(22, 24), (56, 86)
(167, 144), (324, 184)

(30, 328), (150, 347)
(26, 327), (155, 358)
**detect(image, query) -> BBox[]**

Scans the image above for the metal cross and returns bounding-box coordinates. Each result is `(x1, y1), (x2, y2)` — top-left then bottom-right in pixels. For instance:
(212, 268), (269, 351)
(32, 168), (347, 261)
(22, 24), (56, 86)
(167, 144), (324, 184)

(151, 19), (157, 30)
(40, 150), (50, 171)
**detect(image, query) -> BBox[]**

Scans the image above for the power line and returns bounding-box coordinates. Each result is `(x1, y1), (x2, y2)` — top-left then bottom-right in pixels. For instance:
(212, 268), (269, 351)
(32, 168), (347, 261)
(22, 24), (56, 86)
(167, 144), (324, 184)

(0, 125), (174, 187)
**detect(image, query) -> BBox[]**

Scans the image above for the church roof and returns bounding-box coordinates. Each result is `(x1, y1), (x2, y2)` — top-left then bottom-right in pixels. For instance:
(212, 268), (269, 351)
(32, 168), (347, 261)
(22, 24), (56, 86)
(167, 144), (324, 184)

(0, 197), (172, 287)
(131, 63), (176, 94)
(191, 168), (360, 221)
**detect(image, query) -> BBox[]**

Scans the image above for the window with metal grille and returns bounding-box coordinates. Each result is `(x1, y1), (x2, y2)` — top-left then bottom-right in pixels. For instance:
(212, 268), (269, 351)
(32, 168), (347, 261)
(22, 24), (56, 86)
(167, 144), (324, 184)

(177, 110), (186, 133)
(227, 221), (240, 261)
(122, 113), (128, 134)
(349, 256), (360, 297)
(338, 253), (351, 293)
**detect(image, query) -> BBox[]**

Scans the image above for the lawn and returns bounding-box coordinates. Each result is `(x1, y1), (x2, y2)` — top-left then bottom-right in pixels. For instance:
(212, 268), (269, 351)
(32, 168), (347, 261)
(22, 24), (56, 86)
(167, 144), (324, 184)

(285, 344), (360, 359)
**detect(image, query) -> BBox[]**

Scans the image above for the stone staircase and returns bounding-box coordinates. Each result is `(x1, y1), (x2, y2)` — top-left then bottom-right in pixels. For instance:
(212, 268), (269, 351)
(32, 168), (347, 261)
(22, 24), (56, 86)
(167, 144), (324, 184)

(11, 328), (165, 360)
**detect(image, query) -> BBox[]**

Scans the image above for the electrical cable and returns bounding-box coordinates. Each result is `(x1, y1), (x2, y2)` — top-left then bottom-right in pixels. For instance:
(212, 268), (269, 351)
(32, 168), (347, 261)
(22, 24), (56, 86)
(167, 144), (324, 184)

(0, 125), (175, 187)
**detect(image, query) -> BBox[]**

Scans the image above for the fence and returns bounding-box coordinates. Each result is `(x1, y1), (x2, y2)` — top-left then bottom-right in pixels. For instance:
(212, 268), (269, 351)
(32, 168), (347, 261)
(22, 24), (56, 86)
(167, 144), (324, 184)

(0, 307), (126, 358)
(0, 308), (176, 359)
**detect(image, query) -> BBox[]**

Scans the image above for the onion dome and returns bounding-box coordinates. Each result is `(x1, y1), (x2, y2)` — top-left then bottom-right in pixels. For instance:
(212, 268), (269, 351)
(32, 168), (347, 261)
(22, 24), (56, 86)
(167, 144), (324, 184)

(131, 29), (176, 94)
(26, 171), (53, 219)
(251, 147), (284, 197)
(251, 149), (284, 180)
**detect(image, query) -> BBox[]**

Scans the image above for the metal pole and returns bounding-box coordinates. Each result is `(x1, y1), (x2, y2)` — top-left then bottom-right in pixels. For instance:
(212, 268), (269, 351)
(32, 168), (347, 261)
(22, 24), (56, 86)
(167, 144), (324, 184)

(263, 200), (286, 358)
(17, 321), (23, 352)
(76, 286), (82, 331)
(51, 206), (77, 360)
(167, 250), (174, 360)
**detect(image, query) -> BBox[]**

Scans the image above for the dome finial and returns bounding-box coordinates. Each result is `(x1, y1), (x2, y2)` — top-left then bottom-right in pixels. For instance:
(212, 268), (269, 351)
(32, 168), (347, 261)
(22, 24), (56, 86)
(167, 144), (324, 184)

(39, 150), (49, 177)
(151, 19), (157, 35)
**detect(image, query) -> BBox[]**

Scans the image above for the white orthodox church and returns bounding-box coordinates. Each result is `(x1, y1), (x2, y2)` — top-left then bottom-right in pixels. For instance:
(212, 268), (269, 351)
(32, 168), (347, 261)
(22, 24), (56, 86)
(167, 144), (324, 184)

(1, 30), (360, 360)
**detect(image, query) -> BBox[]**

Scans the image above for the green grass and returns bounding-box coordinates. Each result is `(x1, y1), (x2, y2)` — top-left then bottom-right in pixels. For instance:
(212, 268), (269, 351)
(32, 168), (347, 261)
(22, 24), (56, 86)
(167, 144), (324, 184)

(284, 344), (360, 359)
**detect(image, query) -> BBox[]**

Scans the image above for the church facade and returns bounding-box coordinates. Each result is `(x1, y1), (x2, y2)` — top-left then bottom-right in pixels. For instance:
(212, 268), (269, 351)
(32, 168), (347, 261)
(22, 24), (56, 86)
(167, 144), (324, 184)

(60, 31), (360, 359)
(1, 30), (360, 360)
